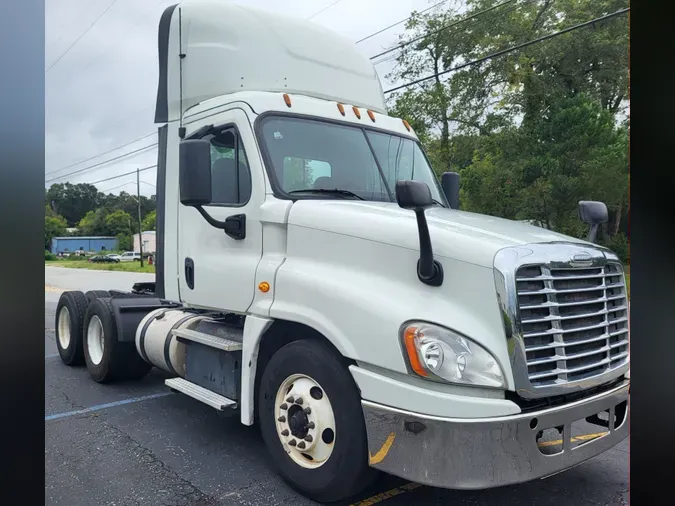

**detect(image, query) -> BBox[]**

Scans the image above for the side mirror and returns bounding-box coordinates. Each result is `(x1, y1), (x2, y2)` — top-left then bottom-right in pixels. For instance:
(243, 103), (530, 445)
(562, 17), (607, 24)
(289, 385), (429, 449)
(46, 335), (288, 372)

(395, 180), (443, 287)
(578, 200), (608, 243)
(395, 180), (433, 210)
(441, 172), (460, 210)
(179, 139), (212, 206)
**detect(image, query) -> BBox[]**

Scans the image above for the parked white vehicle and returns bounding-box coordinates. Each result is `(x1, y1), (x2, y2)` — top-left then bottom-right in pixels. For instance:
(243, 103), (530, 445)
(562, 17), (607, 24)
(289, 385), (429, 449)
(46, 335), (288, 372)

(118, 252), (141, 262)
(53, 3), (629, 503)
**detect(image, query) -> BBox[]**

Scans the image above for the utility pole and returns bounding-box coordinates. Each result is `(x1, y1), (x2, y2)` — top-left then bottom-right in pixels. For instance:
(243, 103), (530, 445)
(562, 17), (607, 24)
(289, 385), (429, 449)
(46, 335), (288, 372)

(137, 168), (144, 267)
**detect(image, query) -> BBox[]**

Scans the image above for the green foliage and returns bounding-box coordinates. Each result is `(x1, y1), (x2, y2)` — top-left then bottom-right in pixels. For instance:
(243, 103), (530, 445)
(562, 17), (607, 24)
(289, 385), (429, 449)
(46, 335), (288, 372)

(106, 210), (133, 235)
(142, 210), (156, 231)
(116, 233), (133, 251)
(387, 0), (628, 241)
(45, 213), (67, 250)
(78, 209), (109, 236)
(45, 250), (56, 261)
(45, 182), (156, 233)
(601, 232), (629, 264)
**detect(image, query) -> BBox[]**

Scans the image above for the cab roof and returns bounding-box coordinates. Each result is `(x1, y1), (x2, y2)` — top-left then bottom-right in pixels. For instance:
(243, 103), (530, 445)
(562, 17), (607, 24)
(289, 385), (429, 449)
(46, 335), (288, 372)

(154, 1), (387, 123)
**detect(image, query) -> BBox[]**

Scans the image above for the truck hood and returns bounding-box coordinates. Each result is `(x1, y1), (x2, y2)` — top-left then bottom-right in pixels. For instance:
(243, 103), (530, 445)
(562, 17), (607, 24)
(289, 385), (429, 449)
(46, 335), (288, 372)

(287, 200), (591, 267)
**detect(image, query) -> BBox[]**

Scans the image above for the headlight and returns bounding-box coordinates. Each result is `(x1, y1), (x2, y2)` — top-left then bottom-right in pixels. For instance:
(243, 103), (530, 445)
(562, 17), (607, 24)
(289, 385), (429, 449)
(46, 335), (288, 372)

(402, 322), (505, 388)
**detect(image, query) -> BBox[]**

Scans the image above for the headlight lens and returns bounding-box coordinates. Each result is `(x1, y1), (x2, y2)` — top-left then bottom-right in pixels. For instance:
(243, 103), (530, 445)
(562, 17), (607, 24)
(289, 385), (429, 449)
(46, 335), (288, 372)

(402, 322), (505, 388)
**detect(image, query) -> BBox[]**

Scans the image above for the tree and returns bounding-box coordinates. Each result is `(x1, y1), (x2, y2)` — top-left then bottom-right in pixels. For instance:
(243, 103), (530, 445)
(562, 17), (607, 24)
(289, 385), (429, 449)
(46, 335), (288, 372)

(45, 214), (67, 250)
(45, 182), (103, 227)
(142, 210), (156, 231)
(105, 210), (133, 236)
(78, 209), (110, 236)
(387, 0), (628, 239)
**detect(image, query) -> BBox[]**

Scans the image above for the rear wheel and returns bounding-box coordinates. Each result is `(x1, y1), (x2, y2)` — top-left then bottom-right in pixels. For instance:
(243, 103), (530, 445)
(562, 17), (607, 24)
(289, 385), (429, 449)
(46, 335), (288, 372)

(83, 298), (152, 383)
(258, 339), (376, 502)
(55, 291), (88, 366)
(85, 290), (111, 303)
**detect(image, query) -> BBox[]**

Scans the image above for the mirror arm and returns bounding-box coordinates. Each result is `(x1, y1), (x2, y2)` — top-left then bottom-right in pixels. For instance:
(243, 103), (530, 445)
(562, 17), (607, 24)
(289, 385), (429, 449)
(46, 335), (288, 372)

(195, 205), (228, 230)
(413, 208), (444, 287)
(587, 223), (599, 244)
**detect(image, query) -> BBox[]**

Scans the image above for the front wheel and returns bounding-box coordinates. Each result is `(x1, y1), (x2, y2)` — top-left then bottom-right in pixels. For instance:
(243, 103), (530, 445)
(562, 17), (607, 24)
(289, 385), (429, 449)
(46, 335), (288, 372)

(258, 339), (376, 502)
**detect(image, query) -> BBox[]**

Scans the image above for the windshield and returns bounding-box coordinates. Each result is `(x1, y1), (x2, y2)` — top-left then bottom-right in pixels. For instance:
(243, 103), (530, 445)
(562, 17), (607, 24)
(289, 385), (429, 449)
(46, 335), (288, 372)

(258, 116), (445, 205)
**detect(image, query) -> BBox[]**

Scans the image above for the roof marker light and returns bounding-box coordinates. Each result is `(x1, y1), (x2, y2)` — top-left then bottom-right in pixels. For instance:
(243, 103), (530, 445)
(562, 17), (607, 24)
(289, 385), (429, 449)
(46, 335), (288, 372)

(283, 94), (292, 108)
(337, 103), (346, 116)
(352, 106), (361, 119)
(367, 110), (376, 122)
(402, 119), (411, 132)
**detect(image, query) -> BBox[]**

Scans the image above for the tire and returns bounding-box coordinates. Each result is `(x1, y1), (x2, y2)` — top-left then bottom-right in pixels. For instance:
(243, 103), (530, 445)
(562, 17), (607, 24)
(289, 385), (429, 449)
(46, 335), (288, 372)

(55, 291), (88, 366)
(85, 290), (111, 303)
(258, 339), (377, 502)
(83, 297), (152, 383)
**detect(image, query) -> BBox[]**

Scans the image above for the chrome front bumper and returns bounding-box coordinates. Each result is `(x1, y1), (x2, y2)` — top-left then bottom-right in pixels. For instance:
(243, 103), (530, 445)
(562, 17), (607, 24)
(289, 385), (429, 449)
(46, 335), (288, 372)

(362, 380), (629, 489)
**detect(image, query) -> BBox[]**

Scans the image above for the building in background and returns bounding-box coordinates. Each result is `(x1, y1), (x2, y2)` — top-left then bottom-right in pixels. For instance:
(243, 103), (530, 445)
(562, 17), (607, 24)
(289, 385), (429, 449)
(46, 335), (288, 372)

(134, 231), (156, 254)
(51, 236), (118, 255)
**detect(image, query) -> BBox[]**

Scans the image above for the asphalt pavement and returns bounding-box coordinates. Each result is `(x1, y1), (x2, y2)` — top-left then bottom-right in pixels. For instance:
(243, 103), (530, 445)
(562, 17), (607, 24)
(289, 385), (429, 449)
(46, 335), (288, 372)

(45, 268), (629, 506)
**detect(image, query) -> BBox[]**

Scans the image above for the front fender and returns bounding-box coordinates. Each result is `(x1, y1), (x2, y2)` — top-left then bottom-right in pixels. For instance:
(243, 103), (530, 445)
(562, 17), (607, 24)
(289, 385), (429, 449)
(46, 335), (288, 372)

(270, 225), (514, 390)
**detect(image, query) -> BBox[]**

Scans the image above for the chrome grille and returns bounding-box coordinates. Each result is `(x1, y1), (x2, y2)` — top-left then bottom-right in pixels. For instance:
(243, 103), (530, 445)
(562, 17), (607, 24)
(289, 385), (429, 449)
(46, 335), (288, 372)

(516, 263), (629, 387)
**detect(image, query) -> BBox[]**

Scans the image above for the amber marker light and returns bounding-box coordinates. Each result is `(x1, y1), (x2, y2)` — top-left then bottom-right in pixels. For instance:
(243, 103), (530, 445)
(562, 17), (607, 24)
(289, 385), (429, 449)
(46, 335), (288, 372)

(403, 327), (428, 377)
(283, 94), (292, 107)
(367, 109), (376, 122)
(352, 106), (361, 119)
(258, 281), (270, 293)
(402, 119), (411, 131)
(337, 103), (346, 116)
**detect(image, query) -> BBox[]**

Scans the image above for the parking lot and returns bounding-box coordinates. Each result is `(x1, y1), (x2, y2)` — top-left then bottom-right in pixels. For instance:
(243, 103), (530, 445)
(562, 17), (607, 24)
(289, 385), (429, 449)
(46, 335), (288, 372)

(45, 268), (629, 506)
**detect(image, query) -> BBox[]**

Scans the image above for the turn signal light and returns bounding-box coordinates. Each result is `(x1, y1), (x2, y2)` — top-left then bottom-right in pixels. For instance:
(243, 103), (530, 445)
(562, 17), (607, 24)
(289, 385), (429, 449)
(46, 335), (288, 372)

(403, 327), (428, 377)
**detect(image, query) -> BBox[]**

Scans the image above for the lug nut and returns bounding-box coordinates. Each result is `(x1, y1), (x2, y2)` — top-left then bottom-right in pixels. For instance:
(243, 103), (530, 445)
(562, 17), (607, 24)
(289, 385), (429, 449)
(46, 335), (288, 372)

(286, 396), (294, 403)
(307, 422), (315, 429)
(297, 441), (306, 449)
(280, 403), (288, 410)
(303, 407), (311, 415)
(278, 416), (286, 423)
(288, 439), (297, 447)
(295, 397), (303, 405)
(304, 435), (313, 442)
(281, 429), (289, 436)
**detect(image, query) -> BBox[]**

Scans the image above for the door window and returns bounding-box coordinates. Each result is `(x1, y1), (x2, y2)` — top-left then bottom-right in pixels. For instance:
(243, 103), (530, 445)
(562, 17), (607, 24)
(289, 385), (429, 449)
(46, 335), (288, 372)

(208, 129), (252, 206)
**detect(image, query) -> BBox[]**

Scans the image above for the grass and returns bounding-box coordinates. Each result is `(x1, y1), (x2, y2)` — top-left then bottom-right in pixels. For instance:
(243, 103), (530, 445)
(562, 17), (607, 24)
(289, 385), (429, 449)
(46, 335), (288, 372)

(45, 259), (155, 273)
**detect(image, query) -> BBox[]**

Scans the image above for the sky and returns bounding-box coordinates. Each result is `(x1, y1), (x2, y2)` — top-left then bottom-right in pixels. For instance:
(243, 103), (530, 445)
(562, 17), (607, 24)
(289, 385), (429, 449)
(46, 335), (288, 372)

(45, 0), (452, 197)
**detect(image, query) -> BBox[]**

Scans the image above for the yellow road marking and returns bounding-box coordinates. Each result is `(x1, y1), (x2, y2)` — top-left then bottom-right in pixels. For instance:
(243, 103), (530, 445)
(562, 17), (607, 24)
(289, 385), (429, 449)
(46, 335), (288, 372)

(350, 482), (422, 506)
(537, 431), (608, 447)
(368, 432), (396, 465)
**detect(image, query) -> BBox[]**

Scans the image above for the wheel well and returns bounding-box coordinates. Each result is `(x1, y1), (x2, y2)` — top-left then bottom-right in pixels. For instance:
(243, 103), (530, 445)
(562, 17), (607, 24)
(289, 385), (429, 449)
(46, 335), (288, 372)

(252, 320), (355, 424)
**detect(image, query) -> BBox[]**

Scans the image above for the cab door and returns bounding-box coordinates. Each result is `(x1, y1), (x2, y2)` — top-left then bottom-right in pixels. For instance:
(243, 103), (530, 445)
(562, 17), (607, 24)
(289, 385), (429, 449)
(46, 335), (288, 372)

(177, 107), (264, 313)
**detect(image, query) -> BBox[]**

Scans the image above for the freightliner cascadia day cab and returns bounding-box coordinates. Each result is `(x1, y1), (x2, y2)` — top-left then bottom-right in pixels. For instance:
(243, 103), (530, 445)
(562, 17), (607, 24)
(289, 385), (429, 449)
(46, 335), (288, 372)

(54, 2), (629, 502)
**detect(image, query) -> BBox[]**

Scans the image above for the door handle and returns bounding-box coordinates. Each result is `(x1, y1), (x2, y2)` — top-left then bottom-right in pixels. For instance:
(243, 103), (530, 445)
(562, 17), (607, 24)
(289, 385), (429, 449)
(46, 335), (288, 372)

(185, 257), (195, 290)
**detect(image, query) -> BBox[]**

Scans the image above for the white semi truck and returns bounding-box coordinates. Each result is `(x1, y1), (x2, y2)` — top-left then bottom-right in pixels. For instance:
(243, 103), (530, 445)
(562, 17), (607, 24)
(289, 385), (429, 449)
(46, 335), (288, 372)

(54, 2), (629, 502)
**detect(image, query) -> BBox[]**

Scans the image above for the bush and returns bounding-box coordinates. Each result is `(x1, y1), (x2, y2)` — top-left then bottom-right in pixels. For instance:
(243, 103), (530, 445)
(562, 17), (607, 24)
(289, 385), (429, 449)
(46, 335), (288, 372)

(602, 232), (629, 264)
(45, 250), (56, 261)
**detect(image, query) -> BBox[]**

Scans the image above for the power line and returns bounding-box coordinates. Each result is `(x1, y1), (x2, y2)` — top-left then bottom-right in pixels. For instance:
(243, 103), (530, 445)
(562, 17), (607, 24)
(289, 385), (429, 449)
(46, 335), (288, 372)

(101, 178), (155, 193)
(46, 131), (157, 177)
(355, 0), (450, 44)
(89, 164), (157, 186)
(370, 0), (518, 61)
(383, 7), (629, 95)
(307, 0), (345, 20)
(46, 0), (121, 73)
(45, 143), (158, 183)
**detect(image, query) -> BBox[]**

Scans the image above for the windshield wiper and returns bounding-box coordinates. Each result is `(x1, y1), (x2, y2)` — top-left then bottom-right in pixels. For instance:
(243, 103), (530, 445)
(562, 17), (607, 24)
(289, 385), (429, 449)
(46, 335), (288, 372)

(288, 189), (365, 200)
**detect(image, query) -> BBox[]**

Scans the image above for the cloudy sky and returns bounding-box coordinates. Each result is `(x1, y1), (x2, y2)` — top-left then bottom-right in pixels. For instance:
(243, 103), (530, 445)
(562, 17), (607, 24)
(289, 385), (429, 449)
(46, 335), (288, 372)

(45, 0), (451, 197)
